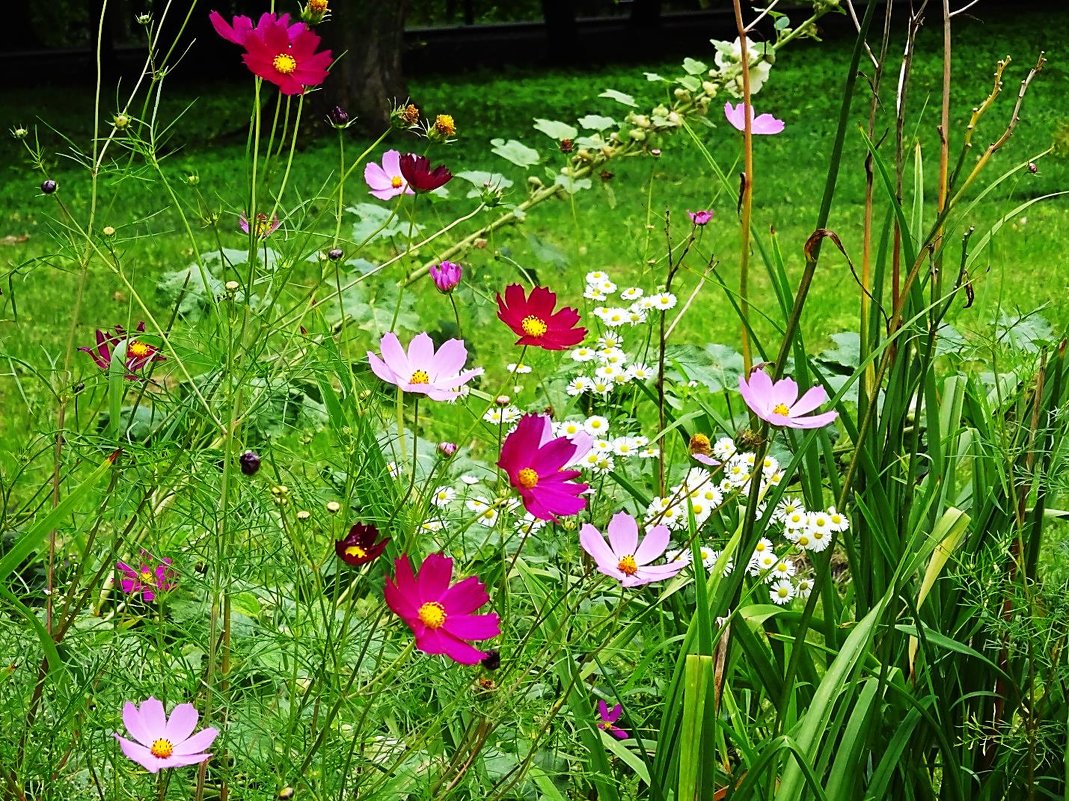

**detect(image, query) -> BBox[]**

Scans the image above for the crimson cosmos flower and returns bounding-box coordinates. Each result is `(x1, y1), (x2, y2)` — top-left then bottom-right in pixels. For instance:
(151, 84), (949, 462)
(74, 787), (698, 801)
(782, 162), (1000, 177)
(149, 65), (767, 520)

(334, 523), (390, 567)
(498, 414), (591, 520)
(384, 553), (500, 665)
(398, 153), (453, 193)
(496, 285), (586, 350)
(210, 11), (332, 96)
(80, 322), (165, 379)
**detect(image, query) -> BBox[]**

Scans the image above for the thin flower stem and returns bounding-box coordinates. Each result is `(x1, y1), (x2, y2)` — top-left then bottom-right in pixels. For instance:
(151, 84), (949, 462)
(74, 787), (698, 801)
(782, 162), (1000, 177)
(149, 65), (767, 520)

(732, 0), (755, 374)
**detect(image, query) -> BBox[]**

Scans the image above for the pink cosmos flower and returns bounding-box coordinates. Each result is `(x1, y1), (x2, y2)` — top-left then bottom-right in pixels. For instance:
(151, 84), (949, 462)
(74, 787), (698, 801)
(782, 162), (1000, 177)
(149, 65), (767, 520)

(116, 552), (175, 602)
(596, 700), (629, 739)
(724, 102), (785, 135)
(368, 332), (482, 402)
(239, 212), (281, 239)
(738, 368), (838, 429)
(498, 414), (591, 521)
(114, 698), (218, 773)
(496, 285), (586, 350)
(687, 209), (714, 226)
(210, 11), (332, 95)
(384, 553), (500, 665)
(364, 150), (414, 200)
(579, 512), (685, 587)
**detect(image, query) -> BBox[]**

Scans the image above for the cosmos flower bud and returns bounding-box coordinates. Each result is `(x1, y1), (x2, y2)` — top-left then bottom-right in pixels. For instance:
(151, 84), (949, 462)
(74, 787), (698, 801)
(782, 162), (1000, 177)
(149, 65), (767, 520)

(328, 247), (344, 261)
(327, 105), (350, 129)
(438, 441), (458, 458)
(41, 179), (57, 194)
(429, 261), (462, 294)
(239, 450), (261, 475)
(391, 101), (421, 130)
(480, 649), (501, 671)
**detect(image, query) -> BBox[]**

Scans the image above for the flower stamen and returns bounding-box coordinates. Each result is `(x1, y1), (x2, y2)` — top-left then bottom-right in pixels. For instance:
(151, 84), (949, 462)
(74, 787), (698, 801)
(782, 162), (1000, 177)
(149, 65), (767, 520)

(417, 601), (447, 629)
(771, 403), (791, 416)
(410, 370), (430, 384)
(273, 53), (297, 74)
(150, 738), (174, 759)
(517, 468), (539, 489)
(520, 316), (548, 338)
(617, 555), (638, 576)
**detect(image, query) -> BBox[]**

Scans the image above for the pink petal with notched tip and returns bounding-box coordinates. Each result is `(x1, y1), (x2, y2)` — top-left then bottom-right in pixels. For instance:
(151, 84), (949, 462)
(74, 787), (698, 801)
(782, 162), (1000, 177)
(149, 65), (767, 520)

(445, 612), (500, 641)
(790, 384), (830, 416)
(633, 524), (670, 565)
(606, 512), (639, 556)
(164, 703), (200, 743)
(170, 726), (218, 756)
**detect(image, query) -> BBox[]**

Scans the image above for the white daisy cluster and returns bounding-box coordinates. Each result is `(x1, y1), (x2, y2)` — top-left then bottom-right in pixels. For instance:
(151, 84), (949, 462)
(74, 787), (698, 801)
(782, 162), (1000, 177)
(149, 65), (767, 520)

(565, 272), (669, 397)
(645, 467), (727, 531)
(552, 415), (657, 475)
(483, 404), (523, 425)
(771, 497), (849, 554)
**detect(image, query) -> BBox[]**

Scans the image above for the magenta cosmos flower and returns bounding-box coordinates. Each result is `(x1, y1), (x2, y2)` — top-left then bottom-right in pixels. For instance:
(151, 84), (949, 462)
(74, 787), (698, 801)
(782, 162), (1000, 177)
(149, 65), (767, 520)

(738, 368), (838, 429)
(384, 553), (500, 665)
(368, 332), (482, 401)
(579, 512), (684, 587)
(498, 414), (591, 521)
(724, 102), (785, 135)
(597, 700), (629, 739)
(496, 285), (586, 350)
(80, 322), (165, 379)
(114, 698), (218, 773)
(364, 150), (414, 200)
(116, 552), (175, 601)
(398, 153), (453, 193)
(687, 209), (714, 226)
(430, 261), (462, 293)
(210, 11), (332, 95)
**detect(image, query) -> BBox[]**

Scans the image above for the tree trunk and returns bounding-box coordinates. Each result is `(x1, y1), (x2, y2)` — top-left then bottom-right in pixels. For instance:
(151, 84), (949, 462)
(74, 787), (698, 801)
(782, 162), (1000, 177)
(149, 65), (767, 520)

(316, 1), (408, 134)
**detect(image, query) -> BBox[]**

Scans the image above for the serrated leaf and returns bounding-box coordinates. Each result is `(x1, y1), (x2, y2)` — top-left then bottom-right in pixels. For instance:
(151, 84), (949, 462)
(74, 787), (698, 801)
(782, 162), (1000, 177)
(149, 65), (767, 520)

(678, 75), (701, 92)
(490, 138), (541, 167)
(682, 57), (708, 75)
(644, 72), (666, 82)
(533, 118), (578, 140)
(554, 174), (593, 195)
(599, 89), (637, 107)
(578, 114), (616, 131)
(995, 310), (1053, 353)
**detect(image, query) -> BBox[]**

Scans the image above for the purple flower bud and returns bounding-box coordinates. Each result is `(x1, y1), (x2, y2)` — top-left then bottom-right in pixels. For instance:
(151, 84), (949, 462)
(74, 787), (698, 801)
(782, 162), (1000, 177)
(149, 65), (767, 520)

(480, 649), (501, 670)
(239, 450), (262, 476)
(328, 105), (350, 128)
(41, 179), (57, 194)
(429, 261), (462, 294)
(328, 247), (344, 261)
(437, 441), (458, 458)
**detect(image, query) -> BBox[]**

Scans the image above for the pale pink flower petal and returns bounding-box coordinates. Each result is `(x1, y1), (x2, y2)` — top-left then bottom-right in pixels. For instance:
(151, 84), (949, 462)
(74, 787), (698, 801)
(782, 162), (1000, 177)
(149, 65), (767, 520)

(724, 102), (785, 135)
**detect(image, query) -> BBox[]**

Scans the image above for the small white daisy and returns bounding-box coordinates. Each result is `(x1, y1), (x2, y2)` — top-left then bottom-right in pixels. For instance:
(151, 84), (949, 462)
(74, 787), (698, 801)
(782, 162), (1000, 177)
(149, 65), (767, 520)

(431, 487), (456, 507)
(770, 579), (796, 605)
(639, 446), (660, 459)
(460, 474), (481, 486)
(583, 287), (607, 301)
(583, 416), (610, 436)
(585, 270), (609, 284)
(826, 506), (850, 532)
(596, 334), (624, 350)
(571, 347), (597, 362)
(712, 437), (737, 461)
(597, 347), (628, 365)
(506, 363), (532, 374)
(567, 376), (594, 396)
(626, 364), (653, 381)
(620, 287), (644, 301)
(794, 577), (814, 599)
(650, 292), (677, 310)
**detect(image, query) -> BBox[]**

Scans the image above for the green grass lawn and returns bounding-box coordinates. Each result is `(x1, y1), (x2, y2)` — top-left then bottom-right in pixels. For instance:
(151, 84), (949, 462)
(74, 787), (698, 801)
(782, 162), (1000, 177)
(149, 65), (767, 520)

(1, 5), (1067, 453)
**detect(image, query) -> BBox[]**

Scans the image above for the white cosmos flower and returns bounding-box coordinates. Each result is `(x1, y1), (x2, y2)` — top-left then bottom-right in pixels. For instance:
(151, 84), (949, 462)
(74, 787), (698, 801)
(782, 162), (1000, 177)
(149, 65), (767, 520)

(770, 579), (796, 605)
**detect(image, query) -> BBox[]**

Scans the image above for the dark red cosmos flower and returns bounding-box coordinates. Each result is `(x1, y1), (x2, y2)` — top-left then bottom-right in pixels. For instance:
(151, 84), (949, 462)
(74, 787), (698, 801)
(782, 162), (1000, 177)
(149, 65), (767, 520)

(334, 523), (390, 567)
(80, 322), (165, 379)
(496, 285), (586, 350)
(210, 11), (332, 96)
(398, 154), (452, 193)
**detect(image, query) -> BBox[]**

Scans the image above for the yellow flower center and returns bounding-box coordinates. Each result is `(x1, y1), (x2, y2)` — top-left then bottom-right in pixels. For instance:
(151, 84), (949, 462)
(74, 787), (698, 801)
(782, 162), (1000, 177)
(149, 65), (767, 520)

(517, 468), (539, 489)
(139, 570), (155, 585)
(309, 0), (329, 11)
(150, 738), (174, 759)
(418, 601), (447, 629)
(434, 114), (456, 136)
(617, 555), (638, 576)
(344, 545), (367, 559)
(273, 53), (297, 75)
(128, 341), (150, 358)
(391, 176), (403, 188)
(410, 370), (430, 384)
(521, 316), (548, 337)
(772, 403), (791, 416)
(253, 213), (274, 237)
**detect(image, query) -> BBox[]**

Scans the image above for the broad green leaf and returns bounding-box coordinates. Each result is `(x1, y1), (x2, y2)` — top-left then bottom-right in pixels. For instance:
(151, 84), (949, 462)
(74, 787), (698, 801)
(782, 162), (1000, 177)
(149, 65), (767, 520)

(490, 138), (541, 167)
(682, 57), (708, 75)
(599, 89), (637, 107)
(533, 118), (578, 140)
(347, 202), (422, 243)
(578, 114), (616, 131)
(553, 174), (593, 194)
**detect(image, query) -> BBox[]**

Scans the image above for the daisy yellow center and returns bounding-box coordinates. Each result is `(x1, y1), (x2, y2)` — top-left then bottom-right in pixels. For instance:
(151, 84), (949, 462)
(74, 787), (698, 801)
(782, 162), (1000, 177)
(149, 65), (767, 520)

(517, 468), (539, 489)
(520, 315), (548, 338)
(772, 403), (791, 416)
(150, 738), (174, 759)
(344, 545), (367, 559)
(128, 341), (150, 358)
(418, 601), (447, 629)
(139, 570), (155, 585)
(410, 370), (430, 384)
(391, 176), (403, 188)
(617, 555), (638, 576)
(273, 53), (297, 75)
